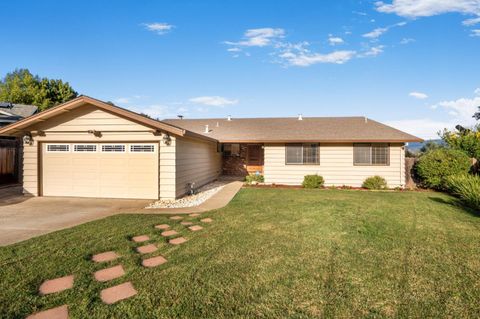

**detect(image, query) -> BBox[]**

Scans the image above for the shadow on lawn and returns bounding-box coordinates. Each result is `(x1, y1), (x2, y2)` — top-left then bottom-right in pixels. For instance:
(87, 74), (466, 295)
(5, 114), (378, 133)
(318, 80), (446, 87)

(428, 196), (479, 218)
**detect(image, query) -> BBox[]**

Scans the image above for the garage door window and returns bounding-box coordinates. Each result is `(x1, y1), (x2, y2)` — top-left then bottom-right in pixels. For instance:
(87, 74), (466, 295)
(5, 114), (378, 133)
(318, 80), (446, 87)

(101, 144), (126, 153)
(46, 144), (70, 152)
(130, 144), (155, 152)
(73, 144), (97, 152)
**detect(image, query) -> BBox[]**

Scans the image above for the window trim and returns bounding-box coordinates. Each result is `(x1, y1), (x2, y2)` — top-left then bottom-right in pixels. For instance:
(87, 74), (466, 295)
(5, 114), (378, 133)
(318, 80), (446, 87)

(353, 143), (390, 166)
(73, 144), (97, 153)
(129, 143), (156, 153)
(46, 143), (70, 153)
(100, 144), (126, 153)
(285, 143), (320, 165)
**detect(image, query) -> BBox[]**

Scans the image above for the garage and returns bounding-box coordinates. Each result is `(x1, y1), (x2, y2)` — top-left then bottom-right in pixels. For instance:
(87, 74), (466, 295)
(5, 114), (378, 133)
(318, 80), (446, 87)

(42, 142), (158, 199)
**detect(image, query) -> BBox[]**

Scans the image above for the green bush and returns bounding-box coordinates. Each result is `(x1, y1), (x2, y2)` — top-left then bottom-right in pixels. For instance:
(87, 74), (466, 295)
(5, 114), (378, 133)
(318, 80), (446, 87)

(445, 174), (480, 211)
(245, 174), (264, 184)
(415, 149), (471, 190)
(362, 176), (388, 190)
(302, 174), (324, 188)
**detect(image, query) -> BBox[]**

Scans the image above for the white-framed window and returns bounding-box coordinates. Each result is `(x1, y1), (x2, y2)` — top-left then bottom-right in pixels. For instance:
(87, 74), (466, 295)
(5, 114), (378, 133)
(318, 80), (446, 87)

(101, 144), (126, 153)
(73, 144), (97, 153)
(129, 144), (155, 153)
(46, 144), (70, 152)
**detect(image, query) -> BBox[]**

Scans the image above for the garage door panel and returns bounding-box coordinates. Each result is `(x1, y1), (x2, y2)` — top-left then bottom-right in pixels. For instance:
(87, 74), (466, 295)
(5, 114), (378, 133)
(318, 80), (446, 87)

(42, 143), (158, 199)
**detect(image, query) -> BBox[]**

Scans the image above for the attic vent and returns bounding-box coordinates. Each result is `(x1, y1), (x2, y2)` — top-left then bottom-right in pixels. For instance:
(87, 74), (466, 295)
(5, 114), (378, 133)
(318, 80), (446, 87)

(298, 114), (303, 120)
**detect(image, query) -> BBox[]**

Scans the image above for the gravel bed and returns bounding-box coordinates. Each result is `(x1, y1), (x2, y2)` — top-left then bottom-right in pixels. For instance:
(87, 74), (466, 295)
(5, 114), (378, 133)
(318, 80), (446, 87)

(146, 181), (227, 209)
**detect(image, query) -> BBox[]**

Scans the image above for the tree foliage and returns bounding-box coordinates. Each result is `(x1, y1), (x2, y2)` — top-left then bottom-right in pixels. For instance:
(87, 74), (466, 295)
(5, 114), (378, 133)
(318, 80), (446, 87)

(0, 69), (78, 111)
(440, 124), (480, 160)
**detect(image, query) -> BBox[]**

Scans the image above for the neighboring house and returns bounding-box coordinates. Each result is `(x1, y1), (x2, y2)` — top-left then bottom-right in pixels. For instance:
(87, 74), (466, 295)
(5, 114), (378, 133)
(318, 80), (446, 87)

(0, 102), (38, 127)
(0, 95), (422, 199)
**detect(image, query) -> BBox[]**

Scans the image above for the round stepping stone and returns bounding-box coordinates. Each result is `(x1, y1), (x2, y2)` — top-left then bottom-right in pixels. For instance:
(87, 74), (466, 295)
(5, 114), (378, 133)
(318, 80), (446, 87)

(26, 305), (68, 319)
(188, 225), (203, 232)
(169, 215), (183, 220)
(155, 224), (170, 230)
(94, 265), (125, 282)
(142, 255), (168, 268)
(136, 243), (157, 254)
(200, 218), (213, 223)
(189, 213), (201, 217)
(92, 251), (119, 263)
(131, 235), (149, 243)
(169, 237), (187, 245)
(39, 275), (74, 295)
(100, 282), (137, 304)
(180, 221), (193, 226)
(161, 230), (178, 237)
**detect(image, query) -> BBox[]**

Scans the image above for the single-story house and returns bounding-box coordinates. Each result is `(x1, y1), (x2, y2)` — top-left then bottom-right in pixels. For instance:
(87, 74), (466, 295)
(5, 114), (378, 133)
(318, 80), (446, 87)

(0, 95), (422, 199)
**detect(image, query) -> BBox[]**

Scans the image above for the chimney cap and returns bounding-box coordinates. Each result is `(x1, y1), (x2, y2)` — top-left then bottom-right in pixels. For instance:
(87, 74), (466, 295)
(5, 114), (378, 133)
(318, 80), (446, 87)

(177, 115), (184, 119)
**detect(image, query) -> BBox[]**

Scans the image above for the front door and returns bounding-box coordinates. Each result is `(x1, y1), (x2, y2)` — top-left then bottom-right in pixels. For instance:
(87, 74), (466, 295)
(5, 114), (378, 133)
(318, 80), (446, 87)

(246, 144), (263, 174)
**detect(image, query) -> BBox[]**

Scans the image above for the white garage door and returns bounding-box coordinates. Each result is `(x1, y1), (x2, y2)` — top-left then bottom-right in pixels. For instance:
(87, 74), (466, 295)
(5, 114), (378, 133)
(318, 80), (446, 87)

(42, 143), (159, 199)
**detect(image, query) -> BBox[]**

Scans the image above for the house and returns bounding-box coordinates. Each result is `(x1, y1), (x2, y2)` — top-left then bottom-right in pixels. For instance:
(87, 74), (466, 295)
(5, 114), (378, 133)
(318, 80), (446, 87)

(0, 102), (38, 127)
(0, 95), (422, 199)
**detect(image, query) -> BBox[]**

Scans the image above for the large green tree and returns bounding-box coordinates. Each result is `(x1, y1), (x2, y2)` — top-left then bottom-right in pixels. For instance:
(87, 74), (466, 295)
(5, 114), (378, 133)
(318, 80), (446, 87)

(0, 69), (78, 111)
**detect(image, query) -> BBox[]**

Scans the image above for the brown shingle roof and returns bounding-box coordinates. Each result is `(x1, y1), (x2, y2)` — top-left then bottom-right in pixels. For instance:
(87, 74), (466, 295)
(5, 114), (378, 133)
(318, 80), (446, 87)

(163, 116), (422, 143)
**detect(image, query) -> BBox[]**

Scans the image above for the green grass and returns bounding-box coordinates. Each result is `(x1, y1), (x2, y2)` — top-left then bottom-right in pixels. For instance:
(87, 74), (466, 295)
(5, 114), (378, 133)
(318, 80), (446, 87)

(1, 189), (480, 318)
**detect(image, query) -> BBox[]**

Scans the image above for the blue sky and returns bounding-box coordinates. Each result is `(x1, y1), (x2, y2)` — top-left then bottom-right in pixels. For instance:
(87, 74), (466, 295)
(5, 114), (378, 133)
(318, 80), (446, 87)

(1, 0), (479, 139)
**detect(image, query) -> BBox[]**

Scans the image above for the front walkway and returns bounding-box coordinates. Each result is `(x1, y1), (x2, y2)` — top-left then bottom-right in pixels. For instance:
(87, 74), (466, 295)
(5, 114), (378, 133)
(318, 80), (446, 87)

(0, 180), (243, 246)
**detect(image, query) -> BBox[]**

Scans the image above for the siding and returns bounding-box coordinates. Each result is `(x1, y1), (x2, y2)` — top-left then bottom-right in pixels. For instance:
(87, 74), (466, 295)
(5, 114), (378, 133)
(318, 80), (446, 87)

(175, 137), (221, 198)
(22, 141), (38, 196)
(160, 136), (177, 200)
(264, 143), (406, 188)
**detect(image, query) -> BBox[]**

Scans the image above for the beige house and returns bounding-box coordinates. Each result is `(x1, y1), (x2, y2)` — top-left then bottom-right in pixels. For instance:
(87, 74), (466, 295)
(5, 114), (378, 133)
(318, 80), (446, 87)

(0, 96), (422, 199)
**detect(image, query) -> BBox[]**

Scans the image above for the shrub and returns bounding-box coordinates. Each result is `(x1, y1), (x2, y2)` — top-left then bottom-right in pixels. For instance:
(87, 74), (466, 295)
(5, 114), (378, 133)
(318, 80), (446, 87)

(445, 174), (480, 211)
(245, 174), (264, 184)
(362, 176), (388, 190)
(302, 174), (324, 188)
(415, 149), (471, 190)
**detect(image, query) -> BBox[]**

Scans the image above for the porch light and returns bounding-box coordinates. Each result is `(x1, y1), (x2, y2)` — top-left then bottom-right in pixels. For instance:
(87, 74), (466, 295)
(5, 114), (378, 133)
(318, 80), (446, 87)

(22, 133), (32, 145)
(163, 134), (172, 145)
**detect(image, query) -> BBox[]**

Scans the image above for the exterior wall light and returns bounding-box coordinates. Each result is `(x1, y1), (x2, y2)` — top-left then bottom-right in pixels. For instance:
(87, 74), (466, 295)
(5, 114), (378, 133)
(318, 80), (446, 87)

(163, 134), (172, 146)
(22, 133), (33, 145)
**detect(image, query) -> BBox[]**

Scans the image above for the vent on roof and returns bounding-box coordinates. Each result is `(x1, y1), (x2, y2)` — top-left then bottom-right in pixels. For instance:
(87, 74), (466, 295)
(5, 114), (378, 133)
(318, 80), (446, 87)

(298, 114), (303, 120)
(204, 125), (209, 133)
(177, 115), (184, 119)
(227, 115), (232, 121)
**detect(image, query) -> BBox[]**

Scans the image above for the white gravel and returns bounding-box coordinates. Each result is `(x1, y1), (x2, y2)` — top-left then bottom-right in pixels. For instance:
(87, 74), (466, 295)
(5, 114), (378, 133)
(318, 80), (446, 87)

(146, 181), (227, 209)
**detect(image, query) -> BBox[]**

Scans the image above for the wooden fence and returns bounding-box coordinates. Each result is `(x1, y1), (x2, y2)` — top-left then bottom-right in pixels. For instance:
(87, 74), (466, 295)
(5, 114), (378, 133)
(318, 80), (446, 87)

(0, 138), (20, 185)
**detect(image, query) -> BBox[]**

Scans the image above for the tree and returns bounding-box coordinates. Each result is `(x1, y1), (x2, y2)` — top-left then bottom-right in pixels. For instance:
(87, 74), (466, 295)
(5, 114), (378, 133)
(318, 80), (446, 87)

(474, 106), (480, 121)
(440, 125), (480, 160)
(0, 69), (78, 111)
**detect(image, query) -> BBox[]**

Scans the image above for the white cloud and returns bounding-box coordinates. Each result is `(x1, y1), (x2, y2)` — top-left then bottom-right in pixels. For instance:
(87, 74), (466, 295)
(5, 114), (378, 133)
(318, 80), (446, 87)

(363, 27), (389, 39)
(328, 36), (344, 45)
(277, 42), (356, 66)
(409, 91), (429, 99)
(227, 47), (241, 52)
(189, 96), (239, 107)
(385, 118), (456, 139)
(400, 37), (415, 44)
(432, 96), (480, 123)
(359, 45), (385, 57)
(114, 97), (131, 104)
(225, 28), (285, 47)
(475, 88), (480, 95)
(375, 0), (480, 26)
(142, 22), (174, 35)
(471, 29), (480, 36)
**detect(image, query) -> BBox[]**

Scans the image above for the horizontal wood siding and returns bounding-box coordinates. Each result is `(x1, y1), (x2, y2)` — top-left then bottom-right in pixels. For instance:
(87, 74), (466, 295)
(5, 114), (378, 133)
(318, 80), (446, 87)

(264, 143), (405, 187)
(175, 137), (221, 198)
(159, 136), (176, 200)
(22, 142), (38, 196)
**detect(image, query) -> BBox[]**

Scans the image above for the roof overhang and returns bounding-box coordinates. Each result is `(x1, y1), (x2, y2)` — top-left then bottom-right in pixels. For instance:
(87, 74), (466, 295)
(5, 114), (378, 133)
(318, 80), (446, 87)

(217, 138), (423, 143)
(0, 96), (217, 142)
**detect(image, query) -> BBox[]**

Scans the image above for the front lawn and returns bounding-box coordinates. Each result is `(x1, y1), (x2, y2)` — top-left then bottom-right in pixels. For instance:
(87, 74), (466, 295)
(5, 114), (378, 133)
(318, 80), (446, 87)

(1, 189), (479, 318)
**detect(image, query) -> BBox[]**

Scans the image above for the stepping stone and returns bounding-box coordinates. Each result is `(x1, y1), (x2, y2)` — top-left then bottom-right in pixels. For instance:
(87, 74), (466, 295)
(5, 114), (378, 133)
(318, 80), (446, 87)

(94, 265), (125, 282)
(39, 275), (74, 295)
(169, 237), (187, 245)
(100, 282), (137, 304)
(92, 251), (119, 263)
(170, 215), (183, 220)
(155, 224), (170, 230)
(26, 305), (68, 319)
(188, 225), (203, 231)
(142, 255), (168, 268)
(161, 230), (178, 237)
(180, 221), (193, 226)
(136, 243), (157, 254)
(189, 213), (201, 217)
(200, 218), (213, 223)
(132, 235), (149, 243)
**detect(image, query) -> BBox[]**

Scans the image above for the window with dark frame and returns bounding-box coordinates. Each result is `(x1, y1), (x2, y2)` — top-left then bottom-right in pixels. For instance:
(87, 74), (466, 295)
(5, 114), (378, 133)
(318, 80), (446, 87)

(286, 143), (320, 165)
(353, 143), (389, 165)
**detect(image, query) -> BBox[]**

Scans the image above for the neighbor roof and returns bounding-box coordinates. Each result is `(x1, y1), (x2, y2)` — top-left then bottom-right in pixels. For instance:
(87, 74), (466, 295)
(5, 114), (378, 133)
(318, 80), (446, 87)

(163, 117), (423, 143)
(0, 103), (38, 127)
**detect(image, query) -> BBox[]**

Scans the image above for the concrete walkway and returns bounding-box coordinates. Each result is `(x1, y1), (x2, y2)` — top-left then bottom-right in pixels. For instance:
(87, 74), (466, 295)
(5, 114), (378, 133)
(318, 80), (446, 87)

(0, 181), (243, 246)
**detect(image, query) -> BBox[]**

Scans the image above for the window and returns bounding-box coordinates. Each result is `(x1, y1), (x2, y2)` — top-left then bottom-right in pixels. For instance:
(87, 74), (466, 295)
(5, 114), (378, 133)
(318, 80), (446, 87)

(130, 144), (155, 152)
(73, 144), (97, 152)
(353, 143), (389, 165)
(46, 144), (69, 152)
(101, 144), (125, 153)
(286, 143), (319, 165)
(223, 143), (240, 156)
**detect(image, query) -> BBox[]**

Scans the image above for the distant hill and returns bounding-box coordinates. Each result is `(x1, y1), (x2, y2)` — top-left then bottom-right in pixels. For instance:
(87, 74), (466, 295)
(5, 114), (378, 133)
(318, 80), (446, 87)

(407, 139), (444, 153)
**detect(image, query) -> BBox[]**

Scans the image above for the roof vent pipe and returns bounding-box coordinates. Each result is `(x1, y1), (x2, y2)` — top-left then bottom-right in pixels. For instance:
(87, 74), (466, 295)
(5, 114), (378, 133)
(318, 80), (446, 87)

(216, 121), (219, 127)
(364, 117), (368, 123)
(298, 114), (303, 120)
(204, 124), (209, 133)
(227, 115), (232, 121)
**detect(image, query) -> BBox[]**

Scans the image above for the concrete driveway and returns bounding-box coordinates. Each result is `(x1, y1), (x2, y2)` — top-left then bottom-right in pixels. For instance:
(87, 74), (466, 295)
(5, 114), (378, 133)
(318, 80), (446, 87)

(0, 188), (150, 246)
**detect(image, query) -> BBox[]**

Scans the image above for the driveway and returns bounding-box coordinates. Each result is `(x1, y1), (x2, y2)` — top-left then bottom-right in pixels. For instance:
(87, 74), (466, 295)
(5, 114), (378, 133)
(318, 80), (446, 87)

(0, 188), (150, 246)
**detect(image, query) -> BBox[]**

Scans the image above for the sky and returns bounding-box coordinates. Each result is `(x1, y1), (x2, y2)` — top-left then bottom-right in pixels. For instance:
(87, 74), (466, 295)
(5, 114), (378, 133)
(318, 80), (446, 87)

(0, 0), (479, 139)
